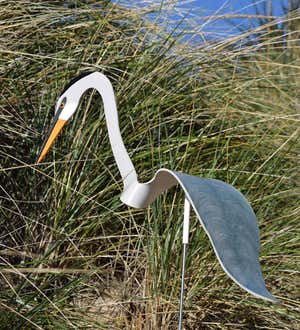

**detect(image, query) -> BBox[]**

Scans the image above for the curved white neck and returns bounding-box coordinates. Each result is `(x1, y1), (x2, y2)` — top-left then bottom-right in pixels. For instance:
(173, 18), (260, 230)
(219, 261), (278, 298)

(71, 72), (138, 189)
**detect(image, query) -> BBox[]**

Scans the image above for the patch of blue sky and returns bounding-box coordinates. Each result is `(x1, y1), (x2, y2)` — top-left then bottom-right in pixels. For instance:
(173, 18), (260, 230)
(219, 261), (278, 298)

(113, 0), (288, 40)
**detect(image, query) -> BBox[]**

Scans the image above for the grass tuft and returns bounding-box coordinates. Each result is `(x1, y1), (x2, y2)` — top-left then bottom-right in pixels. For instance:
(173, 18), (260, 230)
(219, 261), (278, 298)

(0, 1), (299, 329)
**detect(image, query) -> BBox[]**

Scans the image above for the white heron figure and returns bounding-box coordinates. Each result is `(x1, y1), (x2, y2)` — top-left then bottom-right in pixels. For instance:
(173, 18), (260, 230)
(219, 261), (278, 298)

(37, 71), (276, 328)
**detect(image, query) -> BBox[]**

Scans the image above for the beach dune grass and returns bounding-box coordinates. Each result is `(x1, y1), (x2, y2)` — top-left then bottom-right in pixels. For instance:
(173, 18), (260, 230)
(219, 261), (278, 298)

(0, 1), (299, 328)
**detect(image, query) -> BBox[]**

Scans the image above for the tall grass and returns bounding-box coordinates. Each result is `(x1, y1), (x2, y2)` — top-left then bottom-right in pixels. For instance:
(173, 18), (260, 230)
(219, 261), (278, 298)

(0, 1), (299, 329)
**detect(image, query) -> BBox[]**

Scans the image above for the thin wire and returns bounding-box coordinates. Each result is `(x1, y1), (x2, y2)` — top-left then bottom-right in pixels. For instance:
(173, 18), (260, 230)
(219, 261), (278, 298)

(179, 243), (187, 330)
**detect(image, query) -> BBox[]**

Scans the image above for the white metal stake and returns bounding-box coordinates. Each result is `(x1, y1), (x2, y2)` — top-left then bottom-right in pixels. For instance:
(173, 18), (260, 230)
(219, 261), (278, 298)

(178, 198), (190, 330)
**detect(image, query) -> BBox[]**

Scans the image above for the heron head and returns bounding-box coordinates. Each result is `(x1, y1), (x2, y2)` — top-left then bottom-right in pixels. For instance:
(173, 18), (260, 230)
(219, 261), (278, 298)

(36, 71), (94, 163)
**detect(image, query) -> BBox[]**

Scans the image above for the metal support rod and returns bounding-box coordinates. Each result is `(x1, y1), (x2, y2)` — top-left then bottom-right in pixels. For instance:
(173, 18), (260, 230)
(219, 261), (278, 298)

(178, 198), (190, 330)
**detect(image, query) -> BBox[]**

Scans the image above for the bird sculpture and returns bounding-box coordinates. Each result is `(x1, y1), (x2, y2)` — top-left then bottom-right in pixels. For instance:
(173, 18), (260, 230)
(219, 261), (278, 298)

(37, 71), (276, 328)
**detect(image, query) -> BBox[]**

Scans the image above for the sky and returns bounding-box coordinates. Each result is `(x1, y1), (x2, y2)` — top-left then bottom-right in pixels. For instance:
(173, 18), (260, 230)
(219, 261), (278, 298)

(115, 0), (288, 39)
(190, 0), (285, 16)
(180, 0), (286, 37)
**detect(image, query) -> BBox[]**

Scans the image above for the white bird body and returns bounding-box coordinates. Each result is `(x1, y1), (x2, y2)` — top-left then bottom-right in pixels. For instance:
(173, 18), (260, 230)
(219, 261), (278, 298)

(37, 71), (276, 305)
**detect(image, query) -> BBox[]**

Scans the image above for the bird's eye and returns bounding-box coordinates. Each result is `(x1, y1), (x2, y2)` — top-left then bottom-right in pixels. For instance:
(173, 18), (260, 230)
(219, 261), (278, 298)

(59, 97), (67, 109)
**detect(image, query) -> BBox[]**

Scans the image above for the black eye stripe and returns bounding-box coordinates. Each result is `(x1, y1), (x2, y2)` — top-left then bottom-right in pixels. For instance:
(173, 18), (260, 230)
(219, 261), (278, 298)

(60, 71), (95, 96)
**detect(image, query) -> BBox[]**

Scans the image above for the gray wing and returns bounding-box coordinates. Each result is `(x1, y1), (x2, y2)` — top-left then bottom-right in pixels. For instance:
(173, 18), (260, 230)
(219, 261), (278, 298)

(172, 171), (276, 302)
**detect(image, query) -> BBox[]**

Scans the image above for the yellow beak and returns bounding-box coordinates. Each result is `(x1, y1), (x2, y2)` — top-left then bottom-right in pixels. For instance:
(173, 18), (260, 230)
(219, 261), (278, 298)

(37, 118), (67, 163)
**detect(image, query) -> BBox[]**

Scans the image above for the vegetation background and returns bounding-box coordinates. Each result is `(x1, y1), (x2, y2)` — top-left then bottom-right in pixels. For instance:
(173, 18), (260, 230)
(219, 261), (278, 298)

(0, 0), (299, 329)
